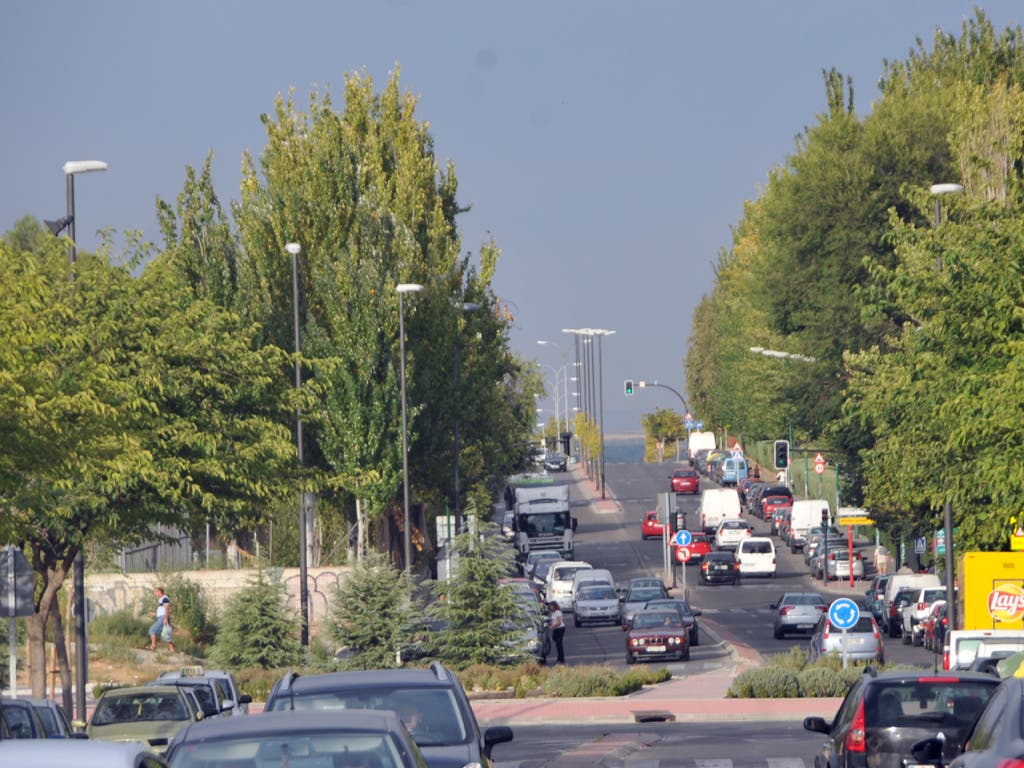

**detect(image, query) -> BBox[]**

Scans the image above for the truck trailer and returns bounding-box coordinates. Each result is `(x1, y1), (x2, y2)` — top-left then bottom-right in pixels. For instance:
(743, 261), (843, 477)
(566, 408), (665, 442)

(504, 474), (576, 561)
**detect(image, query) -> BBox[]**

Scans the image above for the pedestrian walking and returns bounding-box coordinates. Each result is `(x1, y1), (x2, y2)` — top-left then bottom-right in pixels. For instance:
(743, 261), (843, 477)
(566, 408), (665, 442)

(148, 586), (176, 652)
(549, 601), (566, 664)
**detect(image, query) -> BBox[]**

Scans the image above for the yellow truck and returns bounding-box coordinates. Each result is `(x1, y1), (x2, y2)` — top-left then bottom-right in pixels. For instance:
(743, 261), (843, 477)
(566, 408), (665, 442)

(957, 551), (1024, 630)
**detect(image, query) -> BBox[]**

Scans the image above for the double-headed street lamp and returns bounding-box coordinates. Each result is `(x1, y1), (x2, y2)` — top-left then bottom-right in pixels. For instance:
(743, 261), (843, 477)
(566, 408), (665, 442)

(397, 283), (424, 576)
(931, 181), (963, 631)
(562, 328), (614, 497)
(61, 159), (107, 723)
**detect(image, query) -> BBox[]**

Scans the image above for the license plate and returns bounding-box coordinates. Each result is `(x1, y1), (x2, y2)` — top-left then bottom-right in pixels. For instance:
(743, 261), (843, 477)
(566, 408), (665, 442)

(797, 624), (813, 630)
(646, 645), (666, 653)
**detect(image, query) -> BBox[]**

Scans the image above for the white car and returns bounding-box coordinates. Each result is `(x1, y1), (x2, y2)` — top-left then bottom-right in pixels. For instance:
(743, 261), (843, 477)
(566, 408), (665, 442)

(714, 519), (752, 550)
(543, 560), (593, 607)
(900, 586), (947, 645)
(0, 740), (169, 768)
(736, 536), (776, 576)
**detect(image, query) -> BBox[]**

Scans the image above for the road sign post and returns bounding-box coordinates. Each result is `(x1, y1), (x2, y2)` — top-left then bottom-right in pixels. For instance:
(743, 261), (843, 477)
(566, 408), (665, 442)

(828, 598), (860, 669)
(2, 545), (36, 698)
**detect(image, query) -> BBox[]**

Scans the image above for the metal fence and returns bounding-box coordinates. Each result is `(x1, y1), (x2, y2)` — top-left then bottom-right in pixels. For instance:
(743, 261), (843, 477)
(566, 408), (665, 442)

(118, 525), (196, 573)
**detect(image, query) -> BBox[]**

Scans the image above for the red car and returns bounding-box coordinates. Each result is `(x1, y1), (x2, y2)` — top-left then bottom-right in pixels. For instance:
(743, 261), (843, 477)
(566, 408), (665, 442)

(762, 496), (793, 523)
(625, 609), (690, 664)
(670, 468), (700, 494)
(671, 531), (712, 565)
(641, 510), (665, 539)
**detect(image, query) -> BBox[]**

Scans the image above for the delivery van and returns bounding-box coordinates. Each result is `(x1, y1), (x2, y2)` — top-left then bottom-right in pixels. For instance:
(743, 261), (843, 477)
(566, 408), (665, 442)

(687, 431), (717, 465)
(718, 457), (749, 486)
(787, 499), (830, 554)
(736, 536), (776, 577)
(700, 488), (742, 535)
(944, 628), (1024, 670)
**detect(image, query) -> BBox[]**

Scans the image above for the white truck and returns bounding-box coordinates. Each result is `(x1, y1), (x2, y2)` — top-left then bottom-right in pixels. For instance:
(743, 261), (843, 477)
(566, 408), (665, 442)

(505, 475), (576, 561)
(787, 499), (831, 554)
(687, 431), (717, 465)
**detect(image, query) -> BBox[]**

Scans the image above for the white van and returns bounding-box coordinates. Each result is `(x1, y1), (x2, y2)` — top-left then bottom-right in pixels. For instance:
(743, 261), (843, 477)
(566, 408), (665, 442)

(688, 431), (717, 464)
(544, 560), (593, 607)
(787, 499), (830, 553)
(944, 628), (1024, 670)
(882, 572), (940, 635)
(700, 488), (742, 534)
(569, 568), (614, 608)
(737, 536), (776, 577)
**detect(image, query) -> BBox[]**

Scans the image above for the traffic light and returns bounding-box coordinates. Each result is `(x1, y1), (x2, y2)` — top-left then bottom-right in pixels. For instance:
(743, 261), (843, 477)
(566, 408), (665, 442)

(821, 508), (829, 528)
(624, 379), (634, 396)
(773, 439), (789, 469)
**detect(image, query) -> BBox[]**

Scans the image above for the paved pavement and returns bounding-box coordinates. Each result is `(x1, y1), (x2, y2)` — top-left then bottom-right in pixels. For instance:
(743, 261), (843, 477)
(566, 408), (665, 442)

(474, 466), (845, 726)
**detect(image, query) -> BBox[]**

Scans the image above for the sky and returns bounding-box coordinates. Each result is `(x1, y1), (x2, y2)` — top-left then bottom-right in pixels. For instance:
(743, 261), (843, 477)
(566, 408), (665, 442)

(3, 1), (1021, 435)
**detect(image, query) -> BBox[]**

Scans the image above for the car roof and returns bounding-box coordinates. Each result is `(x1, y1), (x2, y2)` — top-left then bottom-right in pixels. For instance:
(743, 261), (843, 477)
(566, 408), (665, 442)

(278, 667), (459, 696)
(706, 550), (735, 559)
(0, 739), (165, 763)
(176, 709), (403, 741)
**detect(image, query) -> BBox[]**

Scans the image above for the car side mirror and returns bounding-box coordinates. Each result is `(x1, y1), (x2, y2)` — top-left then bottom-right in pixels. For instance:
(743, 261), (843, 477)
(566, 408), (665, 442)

(803, 716), (830, 734)
(239, 693), (253, 705)
(692, 610), (702, 616)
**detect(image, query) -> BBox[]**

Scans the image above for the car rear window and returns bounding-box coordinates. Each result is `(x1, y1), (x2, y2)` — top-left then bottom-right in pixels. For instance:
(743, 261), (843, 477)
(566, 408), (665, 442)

(742, 540), (773, 554)
(786, 594), (825, 606)
(864, 679), (997, 732)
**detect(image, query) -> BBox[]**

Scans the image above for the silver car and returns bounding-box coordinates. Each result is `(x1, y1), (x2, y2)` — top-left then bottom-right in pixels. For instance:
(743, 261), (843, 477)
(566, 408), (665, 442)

(807, 613), (885, 664)
(824, 547), (866, 581)
(771, 592), (826, 638)
(573, 583), (621, 627)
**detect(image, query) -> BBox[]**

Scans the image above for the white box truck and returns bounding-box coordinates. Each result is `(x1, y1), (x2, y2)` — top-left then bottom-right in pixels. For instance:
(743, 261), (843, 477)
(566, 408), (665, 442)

(700, 488), (742, 535)
(688, 431), (717, 465)
(504, 475), (576, 561)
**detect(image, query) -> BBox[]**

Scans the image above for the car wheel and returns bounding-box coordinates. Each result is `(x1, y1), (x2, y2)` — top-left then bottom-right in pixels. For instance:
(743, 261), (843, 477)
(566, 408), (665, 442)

(902, 628), (911, 645)
(625, 652), (635, 665)
(574, 616), (581, 627)
(774, 626), (784, 639)
(681, 649), (691, 661)
(692, 632), (699, 647)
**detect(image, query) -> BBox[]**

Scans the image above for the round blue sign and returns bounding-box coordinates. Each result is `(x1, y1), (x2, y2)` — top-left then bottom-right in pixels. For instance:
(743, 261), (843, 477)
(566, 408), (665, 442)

(828, 598), (860, 630)
(673, 529), (692, 547)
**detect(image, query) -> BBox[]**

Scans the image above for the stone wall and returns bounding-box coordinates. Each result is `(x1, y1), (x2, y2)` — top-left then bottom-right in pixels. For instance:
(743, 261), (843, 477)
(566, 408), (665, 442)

(84, 566), (351, 638)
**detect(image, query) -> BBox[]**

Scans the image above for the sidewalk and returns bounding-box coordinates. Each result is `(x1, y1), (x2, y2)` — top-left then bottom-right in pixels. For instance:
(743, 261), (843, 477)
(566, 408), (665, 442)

(473, 467), (844, 725)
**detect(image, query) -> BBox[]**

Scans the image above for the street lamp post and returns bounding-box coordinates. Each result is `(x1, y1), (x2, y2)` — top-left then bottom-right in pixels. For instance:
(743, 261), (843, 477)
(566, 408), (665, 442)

(62, 159), (107, 723)
(452, 302), (480, 537)
(285, 243), (310, 649)
(397, 283), (424, 576)
(931, 182), (963, 631)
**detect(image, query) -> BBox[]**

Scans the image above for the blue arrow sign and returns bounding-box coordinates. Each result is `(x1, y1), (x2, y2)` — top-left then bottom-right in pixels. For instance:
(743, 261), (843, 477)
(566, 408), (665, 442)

(673, 529), (692, 547)
(828, 598), (860, 630)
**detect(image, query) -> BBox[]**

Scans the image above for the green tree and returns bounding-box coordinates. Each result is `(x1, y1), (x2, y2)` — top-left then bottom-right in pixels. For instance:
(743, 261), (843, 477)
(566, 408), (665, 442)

(328, 553), (414, 669)
(210, 571), (302, 669)
(642, 408), (685, 462)
(426, 523), (524, 668)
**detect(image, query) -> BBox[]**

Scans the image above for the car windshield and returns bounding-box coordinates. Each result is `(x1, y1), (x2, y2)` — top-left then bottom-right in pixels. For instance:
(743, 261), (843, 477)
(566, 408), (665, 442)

(627, 588), (666, 603)
(170, 731), (405, 768)
(633, 612), (681, 629)
(554, 566), (589, 580)
(648, 601), (693, 618)
(580, 586), (616, 601)
(92, 692), (188, 724)
(269, 687), (468, 746)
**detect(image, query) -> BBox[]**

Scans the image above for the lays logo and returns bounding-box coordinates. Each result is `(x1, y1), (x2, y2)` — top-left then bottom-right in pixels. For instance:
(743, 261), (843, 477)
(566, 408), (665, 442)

(988, 583), (1024, 623)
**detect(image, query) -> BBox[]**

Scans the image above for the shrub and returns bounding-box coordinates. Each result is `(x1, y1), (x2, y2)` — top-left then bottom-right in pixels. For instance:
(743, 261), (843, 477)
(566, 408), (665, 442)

(728, 666), (800, 698)
(772, 646), (810, 674)
(797, 666), (851, 697)
(90, 609), (149, 643)
(209, 570), (302, 669)
(163, 575), (217, 646)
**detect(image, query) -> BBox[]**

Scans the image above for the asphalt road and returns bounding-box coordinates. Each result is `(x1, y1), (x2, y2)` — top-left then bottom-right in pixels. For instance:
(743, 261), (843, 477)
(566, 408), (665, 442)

(554, 461), (937, 671)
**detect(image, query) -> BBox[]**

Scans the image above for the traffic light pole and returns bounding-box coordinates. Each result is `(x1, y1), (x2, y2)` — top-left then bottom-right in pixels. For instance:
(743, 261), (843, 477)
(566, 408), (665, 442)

(636, 380), (690, 416)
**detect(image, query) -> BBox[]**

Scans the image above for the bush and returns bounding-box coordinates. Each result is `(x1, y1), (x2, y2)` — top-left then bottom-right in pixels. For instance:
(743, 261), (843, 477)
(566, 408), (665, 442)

(772, 646), (810, 674)
(163, 575), (217, 646)
(797, 666), (852, 697)
(727, 666), (800, 698)
(91, 609), (150, 643)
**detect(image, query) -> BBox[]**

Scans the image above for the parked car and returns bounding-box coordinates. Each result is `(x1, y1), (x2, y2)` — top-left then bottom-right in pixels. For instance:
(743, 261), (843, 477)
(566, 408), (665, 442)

(87, 685), (203, 754)
(521, 549), (561, 580)
(900, 586), (948, 646)
(808, 613), (885, 665)
(542, 451), (567, 472)
(543, 560), (593, 606)
(699, 550), (740, 585)
(264, 663), (513, 768)
(643, 598), (701, 646)
(770, 506), (792, 538)
(150, 668), (249, 720)
(670, 467), (700, 494)
(619, 585), (670, 628)
(803, 526), (844, 566)
(624, 609), (690, 664)
(0, 740), (170, 767)
(884, 586), (920, 638)
(573, 582), (621, 627)
(941, 676), (1024, 768)
(771, 592), (827, 638)
(0, 697), (46, 739)
(166, 709), (429, 768)
(804, 668), (1000, 768)
(865, 573), (892, 623)
(27, 698), (79, 738)
(158, 667), (250, 716)
(640, 509), (666, 540)
(757, 486), (794, 521)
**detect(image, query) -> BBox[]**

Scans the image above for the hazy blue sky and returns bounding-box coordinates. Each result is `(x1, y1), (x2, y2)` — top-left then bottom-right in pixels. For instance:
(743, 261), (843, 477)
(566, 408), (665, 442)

(3, 1), (1020, 434)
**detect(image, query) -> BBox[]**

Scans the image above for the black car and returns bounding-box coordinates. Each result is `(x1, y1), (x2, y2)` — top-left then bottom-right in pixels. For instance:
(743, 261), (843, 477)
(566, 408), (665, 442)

(643, 598), (701, 646)
(804, 667), (1000, 768)
(0, 697), (46, 739)
(885, 587), (919, 638)
(264, 662), (513, 768)
(700, 550), (740, 584)
(166, 709), (426, 768)
(943, 676), (1024, 768)
(541, 452), (567, 472)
